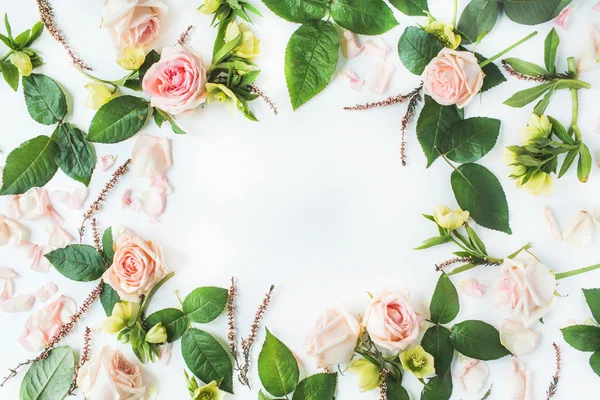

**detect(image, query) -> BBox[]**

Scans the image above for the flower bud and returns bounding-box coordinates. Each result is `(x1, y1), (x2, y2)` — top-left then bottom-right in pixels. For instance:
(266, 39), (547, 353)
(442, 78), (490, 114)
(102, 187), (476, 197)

(423, 15), (461, 50)
(517, 171), (554, 197)
(400, 346), (435, 378)
(199, 0), (222, 14)
(117, 46), (146, 70)
(84, 82), (114, 110)
(520, 113), (552, 144)
(348, 359), (380, 392)
(206, 83), (240, 108)
(11, 51), (33, 76)
(192, 381), (224, 400)
(225, 22), (260, 60)
(103, 301), (139, 335)
(145, 322), (168, 344)
(503, 148), (527, 177)
(102, 315), (126, 335)
(433, 205), (470, 230)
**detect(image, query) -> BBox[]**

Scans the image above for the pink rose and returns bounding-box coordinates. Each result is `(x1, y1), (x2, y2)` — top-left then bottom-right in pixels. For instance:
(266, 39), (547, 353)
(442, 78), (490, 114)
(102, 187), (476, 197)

(142, 45), (208, 115)
(19, 295), (76, 352)
(423, 48), (484, 108)
(0, 215), (25, 246)
(77, 346), (146, 400)
(101, 0), (167, 50)
(362, 290), (423, 353)
(496, 258), (556, 327)
(103, 229), (169, 301)
(131, 134), (172, 177)
(304, 304), (361, 368)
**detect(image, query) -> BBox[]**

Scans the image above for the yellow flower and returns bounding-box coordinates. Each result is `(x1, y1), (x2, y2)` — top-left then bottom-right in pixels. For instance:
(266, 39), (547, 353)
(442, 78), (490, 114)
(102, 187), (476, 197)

(424, 18), (461, 49)
(520, 113), (552, 144)
(102, 301), (139, 335)
(117, 46), (146, 70)
(400, 346), (435, 378)
(348, 359), (380, 392)
(517, 172), (554, 197)
(84, 82), (115, 110)
(206, 83), (239, 106)
(11, 51), (32, 76)
(433, 205), (470, 230)
(145, 322), (167, 344)
(503, 148), (527, 178)
(198, 0), (222, 14)
(225, 21), (260, 60)
(192, 381), (224, 400)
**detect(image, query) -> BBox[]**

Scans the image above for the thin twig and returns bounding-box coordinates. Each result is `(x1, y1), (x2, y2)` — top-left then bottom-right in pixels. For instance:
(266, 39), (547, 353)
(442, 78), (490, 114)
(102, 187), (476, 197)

(399, 84), (423, 166)
(502, 61), (573, 82)
(67, 327), (93, 395)
(343, 93), (413, 112)
(247, 85), (278, 116)
(91, 218), (102, 253)
(177, 25), (193, 46)
(435, 256), (473, 272)
(227, 277), (247, 386)
(480, 384), (493, 400)
(546, 343), (562, 399)
(379, 369), (388, 400)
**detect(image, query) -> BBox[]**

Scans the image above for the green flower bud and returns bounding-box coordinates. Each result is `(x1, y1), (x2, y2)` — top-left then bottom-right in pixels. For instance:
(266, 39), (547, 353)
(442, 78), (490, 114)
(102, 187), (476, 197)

(433, 205), (470, 230)
(503, 148), (527, 178)
(102, 301), (140, 335)
(145, 322), (168, 344)
(199, 0), (222, 14)
(423, 14), (461, 49)
(11, 51), (32, 76)
(84, 82), (114, 110)
(400, 346), (436, 378)
(517, 171), (554, 197)
(348, 359), (380, 392)
(520, 113), (552, 144)
(192, 381), (224, 400)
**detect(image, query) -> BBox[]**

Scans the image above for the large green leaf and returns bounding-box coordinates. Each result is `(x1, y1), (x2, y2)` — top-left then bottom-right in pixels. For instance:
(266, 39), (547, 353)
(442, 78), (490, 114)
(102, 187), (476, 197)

(416, 96), (464, 167)
(22, 74), (67, 125)
(583, 289), (600, 324)
(561, 325), (600, 352)
(398, 27), (443, 75)
(292, 373), (337, 400)
(182, 286), (228, 323)
(0, 60), (19, 91)
(20, 347), (74, 400)
(421, 325), (454, 374)
(590, 351), (600, 377)
(102, 227), (115, 263)
(330, 0), (398, 35)
(146, 308), (189, 342)
(451, 163), (511, 234)
(100, 282), (120, 316)
(458, 0), (498, 44)
(440, 117), (500, 163)
(0, 135), (58, 195)
(450, 320), (511, 360)
(504, 82), (555, 108)
(261, 0), (329, 23)
(421, 368), (453, 400)
(87, 95), (149, 143)
(504, 0), (569, 25)
(258, 328), (300, 397)
(429, 274), (459, 324)
(52, 123), (96, 186)
(388, 0), (428, 16)
(45, 244), (106, 282)
(386, 375), (410, 400)
(285, 21), (339, 110)
(182, 329), (234, 393)
(544, 29), (560, 74)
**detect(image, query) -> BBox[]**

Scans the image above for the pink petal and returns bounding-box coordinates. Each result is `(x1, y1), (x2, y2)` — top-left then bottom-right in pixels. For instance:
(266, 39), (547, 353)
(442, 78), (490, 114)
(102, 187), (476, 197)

(368, 62), (395, 95)
(341, 30), (363, 58)
(554, 6), (572, 29)
(459, 278), (485, 297)
(1, 294), (35, 313)
(50, 191), (69, 204)
(363, 38), (390, 58)
(47, 226), (74, 248)
(121, 189), (133, 208)
(131, 134), (173, 177)
(100, 154), (117, 170)
(67, 188), (88, 209)
(28, 244), (52, 273)
(342, 69), (364, 91)
(594, 2), (600, 12)
(141, 190), (166, 223)
(34, 282), (58, 302)
(595, 115), (600, 133)
(0, 267), (17, 279)
(1, 278), (14, 301)
(150, 173), (172, 194)
(159, 343), (172, 364)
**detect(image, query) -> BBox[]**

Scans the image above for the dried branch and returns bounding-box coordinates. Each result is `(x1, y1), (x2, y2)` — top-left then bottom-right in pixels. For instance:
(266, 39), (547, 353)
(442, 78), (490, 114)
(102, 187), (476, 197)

(502, 61), (573, 82)
(379, 369), (388, 400)
(480, 384), (493, 400)
(399, 84), (423, 166)
(68, 327), (93, 395)
(247, 85), (279, 116)
(91, 218), (102, 253)
(435, 256), (473, 272)
(177, 25), (193, 46)
(344, 92), (414, 111)
(546, 343), (562, 400)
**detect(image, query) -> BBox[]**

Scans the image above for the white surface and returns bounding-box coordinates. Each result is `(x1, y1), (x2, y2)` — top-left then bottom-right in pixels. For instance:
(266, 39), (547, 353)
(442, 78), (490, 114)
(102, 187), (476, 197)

(1, 1), (600, 399)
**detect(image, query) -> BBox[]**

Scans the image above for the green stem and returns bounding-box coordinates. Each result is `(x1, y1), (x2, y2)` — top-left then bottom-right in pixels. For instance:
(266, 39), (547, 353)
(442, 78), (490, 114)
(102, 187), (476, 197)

(555, 264), (600, 280)
(0, 50), (12, 62)
(140, 272), (175, 313)
(77, 68), (119, 92)
(449, 233), (475, 254)
(480, 31), (537, 68)
(567, 57), (582, 140)
(452, 0), (458, 27)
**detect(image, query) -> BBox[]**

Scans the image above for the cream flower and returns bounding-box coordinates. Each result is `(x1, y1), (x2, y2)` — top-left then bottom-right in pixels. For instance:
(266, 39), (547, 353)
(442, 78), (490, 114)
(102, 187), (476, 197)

(520, 114), (552, 144)
(433, 205), (469, 230)
(225, 21), (260, 60)
(517, 172), (554, 197)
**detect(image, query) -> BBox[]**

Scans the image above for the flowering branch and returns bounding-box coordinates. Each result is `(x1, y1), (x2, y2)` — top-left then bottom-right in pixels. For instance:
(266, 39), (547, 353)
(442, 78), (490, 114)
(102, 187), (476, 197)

(177, 25), (193, 46)
(379, 369), (388, 400)
(480, 384), (493, 400)
(247, 85), (279, 116)
(67, 326), (93, 395)
(91, 218), (102, 253)
(399, 85), (423, 166)
(545, 343), (561, 399)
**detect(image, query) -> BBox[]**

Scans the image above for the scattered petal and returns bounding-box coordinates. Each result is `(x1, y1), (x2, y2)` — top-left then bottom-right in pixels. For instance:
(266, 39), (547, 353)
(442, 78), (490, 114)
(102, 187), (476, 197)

(500, 319), (541, 356)
(48, 226), (74, 248)
(19, 295), (76, 351)
(454, 356), (489, 394)
(577, 24), (600, 72)
(150, 173), (172, 195)
(554, 6), (572, 29)
(131, 134), (172, 177)
(28, 244), (53, 273)
(342, 69), (364, 91)
(363, 38), (390, 58)
(50, 191), (69, 204)
(1, 278), (14, 301)
(562, 210), (595, 248)
(543, 205), (562, 243)
(51, 188), (88, 210)
(34, 282), (58, 302)
(100, 154), (117, 170)
(594, 2), (600, 12)
(159, 343), (172, 365)
(459, 278), (485, 297)
(122, 189), (133, 208)
(507, 359), (532, 400)
(0, 267), (17, 279)
(595, 115), (600, 133)
(7, 188), (63, 224)
(0, 215), (25, 247)
(140, 191), (166, 223)
(593, 208), (600, 224)
(341, 30), (363, 58)
(368, 61), (395, 95)
(1, 294), (35, 313)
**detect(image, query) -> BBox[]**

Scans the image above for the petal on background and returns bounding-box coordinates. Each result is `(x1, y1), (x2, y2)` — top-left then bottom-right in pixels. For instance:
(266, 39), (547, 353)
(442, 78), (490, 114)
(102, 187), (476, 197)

(1, 294), (35, 313)
(34, 282), (58, 302)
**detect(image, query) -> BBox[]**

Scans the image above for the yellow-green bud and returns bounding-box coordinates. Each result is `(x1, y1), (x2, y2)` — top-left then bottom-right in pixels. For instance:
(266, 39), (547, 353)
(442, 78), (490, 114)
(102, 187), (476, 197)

(400, 346), (436, 378)
(517, 171), (554, 197)
(199, 0), (222, 14)
(116, 46), (146, 70)
(225, 22), (260, 60)
(423, 16), (461, 50)
(433, 205), (470, 230)
(503, 148), (527, 177)
(84, 82), (114, 110)
(206, 83), (240, 107)
(520, 113), (552, 144)
(11, 52), (32, 76)
(192, 381), (224, 400)
(145, 322), (168, 344)
(348, 359), (380, 392)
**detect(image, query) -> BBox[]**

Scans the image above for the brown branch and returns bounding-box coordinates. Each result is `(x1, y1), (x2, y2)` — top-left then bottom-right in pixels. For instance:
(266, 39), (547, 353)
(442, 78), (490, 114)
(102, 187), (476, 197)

(501, 61), (572, 82)
(379, 369), (388, 400)
(546, 343), (562, 399)
(91, 218), (102, 253)
(177, 25), (193, 46)
(343, 92), (413, 112)
(247, 85), (278, 116)
(435, 256), (473, 272)
(399, 84), (423, 166)
(480, 384), (493, 400)
(68, 327), (93, 395)
(227, 277), (248, 386)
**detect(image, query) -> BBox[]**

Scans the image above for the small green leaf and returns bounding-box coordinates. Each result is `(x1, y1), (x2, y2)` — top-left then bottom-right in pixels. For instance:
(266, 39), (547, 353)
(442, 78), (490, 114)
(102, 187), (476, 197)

(182, 287), (229, 323)
(504, 82), (555, 108)
(479, 55), (507, 92)
(139, 49), (160, 84)
(398, 27), (444, 75)
(0, 135), (58, 195)
(261, 0), (329, 23)
(451, 163), (511, 234)
(590, 351), (600, 377)
(414, 235), (452, 250)
(503, 58), (548, 78)
(561, 325), (600, 352)
(421, 368), (453, 400)
(388, 0), (428, 16)
(421, 325), (454, 374)
(330, 0), (398, 35)
(577, 143), (592, 183)
(558, 148), (578, 178)
(146, 308), (189, 342)
(23, 74), (67, 125)
(100, 282), (120, 316)
(45, 244), (106, 282)
(458, 0), (498, 44)
(450, 320), (511, 360)
(544, 28), (560, 74)
(466, 225), (487, 254)
(430, 274), (459, 324)
(386, 375), (410, 400)
(0, 60), (19, 91)
(52, 123), (96, 186)
(258, 328), (300, 397)
(292, 373), (337, 400)
(583, 289), (600, 324)
(20, 347), (74, 400)
(547, 116), (573, 144)
(102, 227), (114, 263)
(87, 95), (149, 144)
(505, 0), (568, 25)
(285, 21), (339, 110)
(26, 22), (44, 46)
(441, 117), (501, 163)
(533, 86), (555, 116)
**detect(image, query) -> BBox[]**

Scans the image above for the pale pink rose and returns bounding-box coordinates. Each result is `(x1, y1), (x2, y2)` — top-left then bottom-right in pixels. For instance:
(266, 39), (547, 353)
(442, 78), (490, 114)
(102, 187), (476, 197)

(363, 290), (423, 353)
(1, 294), (35, 313)
(0, 215), (25, 246)
(454, 356), (489, 394)
(101, 0), (167, 50)
(19, 295), (76, 351)
(507, 359), (532, 400)
(304, 304), (361, 368)
(459, 278), (485, 297)
(142, 46), (208, 115)
(577, 24), (600, 72)
(423, 48), (484, 108)
(102, 229), (169, 301)
(131, 134), (172, 177)
(554, 6), (572, 29)
(499, 319), (540, 356)
(7, 187), (63, 224)
(496, 258), (556, 327)
(77, 346), (146, 400)
(34, 282), (59, 302)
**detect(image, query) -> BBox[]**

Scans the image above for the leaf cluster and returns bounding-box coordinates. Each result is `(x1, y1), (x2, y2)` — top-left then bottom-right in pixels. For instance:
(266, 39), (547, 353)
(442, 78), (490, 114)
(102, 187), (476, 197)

(204, 0), (263, 26)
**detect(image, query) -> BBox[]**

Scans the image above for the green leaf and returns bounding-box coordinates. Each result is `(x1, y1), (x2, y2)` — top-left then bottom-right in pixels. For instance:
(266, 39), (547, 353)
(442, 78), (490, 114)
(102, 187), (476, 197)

(4, 14), (12, 40)
(100, 282), (120, 316)
(450, 320), (511, 360)
(479, 55), (506, 92)
(23, 74), (67, 125)
(292, 373), (337, 400)
(386, 375), (410, 400)
(561, 325), (600, 352)
(388, 0), (428, 16)
(451, 163), (511, 234)
(330, 0), (398, 35)
(146, 308), (189, 342)
(577, 143), (592, 183)
(182, 329), (234, 393)
(87, 95), (149, 144)
(430, 274), (459, 324)
(466, 225), (487, 254)
(45, 244), (106, 282)
(51, 123), (96, 186)
(458, 0), (498, 44)
(285, 21), (339, 110)
(258, 328), (300, 397)
(102, 227), (114, 263)
(139, 49), (160, 83)
(533, 86), (555, 116)
(583, 289), (600, 324)
(398, 27), (444, 75)
(0, 135), (58, 195)
(503, 58), (548, 77)
(26, 22), (44, 47)
(558, 148), (578, 178)
(505, 0), (568, 25)
(182, 286), (228, 323)
(421, 325), (454, 374)
(20, 347), (74, 400)
(421, 368), (453, 400)
(14, 30), (31, 48)
(212, 32), (243, 66)
(544, 29), (560, 74)
(416, 95), (463, 167)
(154, 108), (186, 134)
(261, 0), (329, 23)
(0, 60), (19, 91)
(590, 351), (600, 377)
(504, 82), (555, 108)
(441, 117), (500, 163)
(414, 235), (451, 250)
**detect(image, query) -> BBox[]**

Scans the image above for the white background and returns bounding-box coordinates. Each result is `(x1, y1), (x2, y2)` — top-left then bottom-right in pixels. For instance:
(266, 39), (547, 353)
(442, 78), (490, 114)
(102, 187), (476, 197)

(1, 0), (600, 399)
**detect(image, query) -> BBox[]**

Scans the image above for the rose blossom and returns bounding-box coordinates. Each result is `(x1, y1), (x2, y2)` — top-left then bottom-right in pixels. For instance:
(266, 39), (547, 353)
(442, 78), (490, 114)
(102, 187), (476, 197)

(77, 346), (146, 400)
(142, 45), (208, 115)
(496, 258), (556, 327)
(0, 215), (25, 246)
(131, 134), (172, 177)
(362, 290), (423, 353)
(101, 0), (167, 50)
(423, 48), (484, 108)
(304, 304), (361, 368)
(102, 229), (169, 301)
(19, 295), (76, 352)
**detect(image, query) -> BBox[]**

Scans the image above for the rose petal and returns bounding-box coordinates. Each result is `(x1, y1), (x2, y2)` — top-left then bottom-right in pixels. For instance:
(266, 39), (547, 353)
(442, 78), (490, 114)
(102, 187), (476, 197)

(594, 2), (600, 12)
(48, 226), (74, 248)
(141, 190), (166, 223)
(507, 359), (532, 400)
(454, 356), (489, 394)
(459, 278), (485, 297)
(543, 205), (562, 243)
(594, 115), (600, 133)
(50, 191), (70, 204)
(342, 69), (364, 91)
(34, 282), (58, 302)
(500, 319), (541, 356)
(341, 30), (363, 58)
(131, 134), (173, 177)
(368, 61), (395, 95)
(1, 278), (14, 301)
(577, 25), (600, 72)
(554, 6), (572, 29)
(122, 189), (133, 208)
(0, 267), (17, 279)
(158, 343), (172, 365)
(1, 294), (35, 313)
(28, 244), (53, 273)
(150, 173), (171, 194)
(67, 188), (88, 209)
(562, 210), (595, 248)
(363, 38), (390, 58)
(100, 154), (117, 170)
